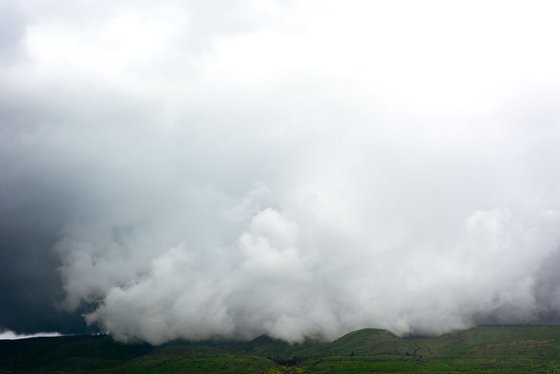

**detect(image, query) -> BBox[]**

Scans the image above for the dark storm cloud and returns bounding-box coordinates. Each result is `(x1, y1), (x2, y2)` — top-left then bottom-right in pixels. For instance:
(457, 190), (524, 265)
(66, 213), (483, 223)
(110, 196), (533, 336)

(0, 152), (86, 334)
(2, 0), (560, 343)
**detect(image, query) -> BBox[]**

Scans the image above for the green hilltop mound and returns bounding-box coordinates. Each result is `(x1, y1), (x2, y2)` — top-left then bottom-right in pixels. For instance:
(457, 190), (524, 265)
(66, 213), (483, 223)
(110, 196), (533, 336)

(3, 325), (560, 373)
(328, 328), (416, 356)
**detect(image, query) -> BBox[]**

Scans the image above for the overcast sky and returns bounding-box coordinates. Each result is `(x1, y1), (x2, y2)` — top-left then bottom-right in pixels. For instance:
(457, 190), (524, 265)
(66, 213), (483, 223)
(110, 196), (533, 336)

(2, 0), (560, 344)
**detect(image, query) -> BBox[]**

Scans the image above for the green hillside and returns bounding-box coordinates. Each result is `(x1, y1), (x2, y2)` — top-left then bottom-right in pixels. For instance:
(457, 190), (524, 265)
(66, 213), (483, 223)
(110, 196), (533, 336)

(2, 325), (560, 373)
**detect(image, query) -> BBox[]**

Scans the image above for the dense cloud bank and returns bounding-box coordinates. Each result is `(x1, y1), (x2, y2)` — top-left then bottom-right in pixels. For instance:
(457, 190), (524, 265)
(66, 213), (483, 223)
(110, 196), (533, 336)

(2, 0), (560, 344)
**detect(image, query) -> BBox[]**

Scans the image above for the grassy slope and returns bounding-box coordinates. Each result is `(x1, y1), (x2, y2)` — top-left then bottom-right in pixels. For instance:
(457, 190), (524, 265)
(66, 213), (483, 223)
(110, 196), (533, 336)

(303, 325), (560, 373)
(3, 325), (560, 373)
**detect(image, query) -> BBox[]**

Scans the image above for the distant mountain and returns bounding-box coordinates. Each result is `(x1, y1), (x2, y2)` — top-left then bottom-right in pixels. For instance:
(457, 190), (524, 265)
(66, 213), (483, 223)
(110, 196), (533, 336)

(2, 325), (560, 373)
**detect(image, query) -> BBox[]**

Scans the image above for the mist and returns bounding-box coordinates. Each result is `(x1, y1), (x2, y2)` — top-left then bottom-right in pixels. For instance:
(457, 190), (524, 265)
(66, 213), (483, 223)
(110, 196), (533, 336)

(2, 0), (560, 344)
(0, 330), (62, 340)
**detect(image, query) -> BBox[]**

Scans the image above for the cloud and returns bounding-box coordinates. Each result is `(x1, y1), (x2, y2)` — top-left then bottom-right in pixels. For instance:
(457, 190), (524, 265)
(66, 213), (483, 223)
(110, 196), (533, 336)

(2, 0), (560, 344)
(0, 330), (62, 340)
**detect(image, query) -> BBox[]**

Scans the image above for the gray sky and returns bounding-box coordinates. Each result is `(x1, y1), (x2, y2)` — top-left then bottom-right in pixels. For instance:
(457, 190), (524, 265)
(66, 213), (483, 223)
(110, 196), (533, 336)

(2, 0), (560, 344)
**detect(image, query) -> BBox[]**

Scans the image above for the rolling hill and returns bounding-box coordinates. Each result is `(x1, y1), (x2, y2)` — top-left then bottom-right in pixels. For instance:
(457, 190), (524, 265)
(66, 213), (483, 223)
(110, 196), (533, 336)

(2, 325), (560, 373)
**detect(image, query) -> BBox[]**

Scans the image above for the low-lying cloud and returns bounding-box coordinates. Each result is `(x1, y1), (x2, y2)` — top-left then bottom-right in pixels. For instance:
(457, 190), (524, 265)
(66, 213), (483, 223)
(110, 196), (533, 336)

(2, 0), (560, 344)
(0, 330), (62, 340)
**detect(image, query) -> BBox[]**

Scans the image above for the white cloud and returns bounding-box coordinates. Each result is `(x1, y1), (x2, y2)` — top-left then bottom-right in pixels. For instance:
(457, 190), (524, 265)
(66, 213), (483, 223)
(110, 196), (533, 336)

(0, 330), (62, 340)
(2, 0), (560, 343)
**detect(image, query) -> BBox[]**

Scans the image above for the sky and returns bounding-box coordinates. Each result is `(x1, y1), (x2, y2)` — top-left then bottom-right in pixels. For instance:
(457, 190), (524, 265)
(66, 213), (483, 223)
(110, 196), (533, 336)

(1, 0), (560, 344)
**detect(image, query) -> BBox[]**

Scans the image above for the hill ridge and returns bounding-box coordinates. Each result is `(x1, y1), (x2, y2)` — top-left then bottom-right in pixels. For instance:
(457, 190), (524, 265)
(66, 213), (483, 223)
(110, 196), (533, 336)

(3, 325), (560, 373)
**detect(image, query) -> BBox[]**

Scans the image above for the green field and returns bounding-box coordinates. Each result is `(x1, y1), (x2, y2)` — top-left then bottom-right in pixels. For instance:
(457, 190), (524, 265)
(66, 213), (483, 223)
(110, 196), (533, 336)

(3, 325), (560, 373)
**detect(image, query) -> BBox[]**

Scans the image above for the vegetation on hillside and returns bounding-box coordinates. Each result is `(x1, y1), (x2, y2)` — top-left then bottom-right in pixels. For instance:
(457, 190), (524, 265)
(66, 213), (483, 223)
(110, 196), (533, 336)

(2, 325), (560, 373)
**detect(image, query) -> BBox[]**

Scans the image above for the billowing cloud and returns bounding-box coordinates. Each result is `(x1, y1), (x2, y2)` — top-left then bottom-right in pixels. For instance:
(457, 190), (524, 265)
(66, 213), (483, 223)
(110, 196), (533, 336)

(2, 0), (560, 344)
